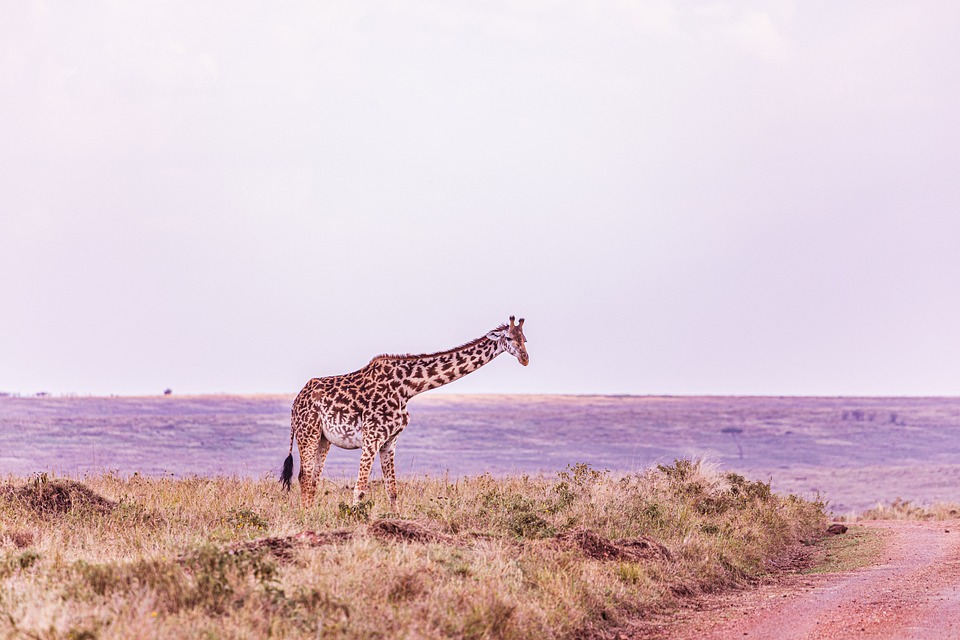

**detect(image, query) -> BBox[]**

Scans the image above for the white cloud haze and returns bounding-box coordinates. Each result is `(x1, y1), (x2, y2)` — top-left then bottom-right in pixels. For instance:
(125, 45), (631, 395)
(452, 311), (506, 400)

(2, 1), (959, 396)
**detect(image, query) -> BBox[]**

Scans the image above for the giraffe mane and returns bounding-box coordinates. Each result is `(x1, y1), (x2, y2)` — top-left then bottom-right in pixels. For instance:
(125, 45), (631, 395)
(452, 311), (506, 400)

(369, 324), (507, 364)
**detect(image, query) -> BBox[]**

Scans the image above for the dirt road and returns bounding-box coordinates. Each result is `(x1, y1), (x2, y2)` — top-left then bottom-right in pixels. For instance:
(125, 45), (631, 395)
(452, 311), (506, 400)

(640, 520), (960, 640)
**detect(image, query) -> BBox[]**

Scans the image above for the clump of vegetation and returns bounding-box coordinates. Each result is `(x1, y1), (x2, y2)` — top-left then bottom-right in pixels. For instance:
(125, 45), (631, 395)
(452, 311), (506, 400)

(1, 473), (116, 516)
(0, 460), (826, 639)
(859, 498), (960, 521)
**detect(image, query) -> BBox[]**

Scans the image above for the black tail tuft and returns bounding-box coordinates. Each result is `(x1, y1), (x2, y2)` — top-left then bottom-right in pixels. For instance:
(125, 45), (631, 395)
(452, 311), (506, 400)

(280, 454), (294, 491)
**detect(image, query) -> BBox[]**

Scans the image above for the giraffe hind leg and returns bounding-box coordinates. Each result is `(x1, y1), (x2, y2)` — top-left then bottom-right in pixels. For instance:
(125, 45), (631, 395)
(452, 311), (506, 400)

(297, 434), (318, 505)
(298, 432), (333, 506)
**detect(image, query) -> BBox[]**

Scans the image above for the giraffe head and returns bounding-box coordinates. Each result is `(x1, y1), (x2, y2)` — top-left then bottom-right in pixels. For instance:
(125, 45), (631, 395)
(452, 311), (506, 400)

(487, 315), (529, 366)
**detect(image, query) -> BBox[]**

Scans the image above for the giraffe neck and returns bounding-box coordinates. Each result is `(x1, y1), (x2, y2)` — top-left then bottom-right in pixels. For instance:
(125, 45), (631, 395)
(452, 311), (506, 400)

(377, 334), (504, 399)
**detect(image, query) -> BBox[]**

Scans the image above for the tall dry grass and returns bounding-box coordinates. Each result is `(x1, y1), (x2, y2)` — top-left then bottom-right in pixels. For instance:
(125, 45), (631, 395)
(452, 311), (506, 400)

(0, 460), (825, 639)
(858, 498), (960, 521)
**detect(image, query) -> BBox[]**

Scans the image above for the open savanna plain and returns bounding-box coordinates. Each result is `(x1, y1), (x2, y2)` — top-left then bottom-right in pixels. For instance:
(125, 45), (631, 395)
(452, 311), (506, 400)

(3, 394), (960, 512)
(2, 394), (959, 638)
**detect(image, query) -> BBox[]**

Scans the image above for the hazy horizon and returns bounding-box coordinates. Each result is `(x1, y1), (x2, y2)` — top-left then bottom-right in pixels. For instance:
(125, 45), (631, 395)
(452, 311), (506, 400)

(3, 1), (959, 398)
(6, 390), (960, 401)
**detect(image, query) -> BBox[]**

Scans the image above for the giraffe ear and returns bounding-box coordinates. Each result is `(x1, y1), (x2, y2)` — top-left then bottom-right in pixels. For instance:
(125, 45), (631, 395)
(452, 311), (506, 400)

(486, 329), (504, 341)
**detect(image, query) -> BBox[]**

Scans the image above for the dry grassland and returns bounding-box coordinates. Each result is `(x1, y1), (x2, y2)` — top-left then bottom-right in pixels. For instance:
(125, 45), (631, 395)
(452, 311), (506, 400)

(0, 460), (825, 639)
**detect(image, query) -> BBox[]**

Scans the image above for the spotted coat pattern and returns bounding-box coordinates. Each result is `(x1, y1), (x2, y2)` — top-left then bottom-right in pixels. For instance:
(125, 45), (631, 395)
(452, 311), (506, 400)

(282, 316), (529, 508)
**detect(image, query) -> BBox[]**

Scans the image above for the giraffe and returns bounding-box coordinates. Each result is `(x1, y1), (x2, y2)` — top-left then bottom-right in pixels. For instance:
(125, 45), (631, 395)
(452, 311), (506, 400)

(280, 316), (529, 509)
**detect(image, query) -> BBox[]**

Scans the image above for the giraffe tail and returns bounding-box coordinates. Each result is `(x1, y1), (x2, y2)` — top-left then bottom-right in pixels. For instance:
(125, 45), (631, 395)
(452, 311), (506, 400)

(280, 430), (295, 491)
(280, 454), (294, 491)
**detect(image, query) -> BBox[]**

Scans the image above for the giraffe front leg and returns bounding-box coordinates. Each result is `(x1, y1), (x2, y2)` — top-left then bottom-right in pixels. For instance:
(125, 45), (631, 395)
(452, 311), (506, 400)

(379, 437), (399, 511)
(354, 446), (377, 505)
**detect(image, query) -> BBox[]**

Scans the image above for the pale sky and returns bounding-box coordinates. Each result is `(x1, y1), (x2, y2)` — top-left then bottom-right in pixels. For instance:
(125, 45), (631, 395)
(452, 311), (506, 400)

(2, 1), (959, 397)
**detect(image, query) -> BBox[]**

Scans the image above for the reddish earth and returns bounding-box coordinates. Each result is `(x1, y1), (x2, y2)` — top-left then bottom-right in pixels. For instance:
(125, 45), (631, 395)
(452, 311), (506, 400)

(636, 520), (960, 640)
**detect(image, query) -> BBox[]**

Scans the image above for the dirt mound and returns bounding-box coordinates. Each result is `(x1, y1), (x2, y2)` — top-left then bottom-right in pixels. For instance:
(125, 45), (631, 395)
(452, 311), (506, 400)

(228, 520), (455, 561)
(618, 536), (674, 561)
(557, 527), (672, 562)
(3, 479), (116, 515)
(369, 518), (456, 544)
(229, 529), (354, 560)
(0, 528), (35, 549)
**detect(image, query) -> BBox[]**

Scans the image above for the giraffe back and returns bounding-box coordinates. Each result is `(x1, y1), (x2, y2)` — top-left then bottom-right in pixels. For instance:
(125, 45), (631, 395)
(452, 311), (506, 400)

(291, 359), (408, 450)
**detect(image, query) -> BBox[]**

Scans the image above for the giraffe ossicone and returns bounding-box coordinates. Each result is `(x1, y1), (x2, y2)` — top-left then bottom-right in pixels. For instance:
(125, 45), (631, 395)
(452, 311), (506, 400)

(280, 316), (529, 509)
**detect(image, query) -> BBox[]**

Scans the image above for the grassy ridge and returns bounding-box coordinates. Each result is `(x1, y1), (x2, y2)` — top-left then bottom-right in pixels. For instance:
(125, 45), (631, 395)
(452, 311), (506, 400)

(0, 460), (825, 639)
